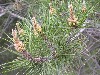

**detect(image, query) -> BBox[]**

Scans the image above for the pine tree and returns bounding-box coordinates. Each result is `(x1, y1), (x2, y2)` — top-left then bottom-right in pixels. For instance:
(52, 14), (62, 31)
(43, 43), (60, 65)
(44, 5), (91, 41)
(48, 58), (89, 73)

(0, 0), (97, 75)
